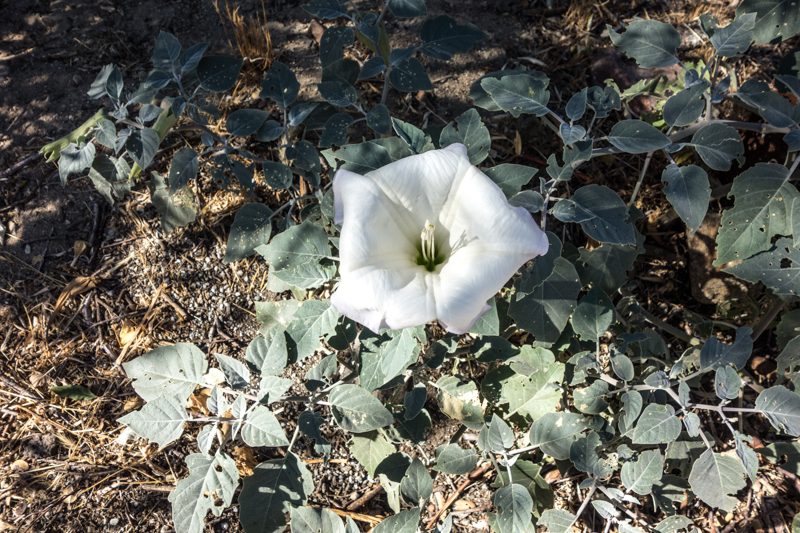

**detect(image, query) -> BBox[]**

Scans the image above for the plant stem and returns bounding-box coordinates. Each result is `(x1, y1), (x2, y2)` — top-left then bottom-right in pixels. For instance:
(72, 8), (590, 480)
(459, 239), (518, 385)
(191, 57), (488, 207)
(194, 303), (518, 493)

(375, 0), (390, 24)
(750, 298), (786, 343)
(638, 307), (702, 346)
(381, 68), (392, 106)
(627, 150), (655, 208)
(570, 480), (598, 529)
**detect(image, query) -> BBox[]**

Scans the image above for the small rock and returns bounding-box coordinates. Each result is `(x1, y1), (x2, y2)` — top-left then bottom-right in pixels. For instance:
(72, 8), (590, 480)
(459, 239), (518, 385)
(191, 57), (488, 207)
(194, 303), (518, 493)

(109, 518), (119, 527)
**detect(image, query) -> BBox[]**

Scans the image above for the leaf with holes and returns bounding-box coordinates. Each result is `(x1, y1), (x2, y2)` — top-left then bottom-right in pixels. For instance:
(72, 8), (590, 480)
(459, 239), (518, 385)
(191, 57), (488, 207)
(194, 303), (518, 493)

(608, 20), (681, 68)
(529, 412), (588, 460)
(319, 26), (354, 68)
(572, 287), (616, 341)
(663, 82), (710, 127)
(688, 123), (744, 171)
(168, 453), (239, 533)
(503, 363), (565, 421)
(197, 56), (243, 92)
(621, 450), (663, 495)
(725, 238), (800, 300)
(224, 203), (273, 264)
(661, 164), (710, 235)
(573, 380), (609, 415)
(388, 57), (433, 92)
(256, 222), (335, 290)
(700, 326), (753, 371)
(712, 12), (756, 56)
(123, 343), (206, 403)
(401, 457), (433, 504)
(756, 385), (800, 436)
(490, 484), (536, 533)
(553, 184), (636, 245)
(118, 394), (188, 447)
(736, 0), (800, 44)
(284, 299), (340, 362)
(260, 61), (300, 109)
(480, 75), (550, 118)
(575, 242), (639, 294)
(570, 431), (611, 477)
(329, 385), (394, 432)
(439, 108), (491, 165)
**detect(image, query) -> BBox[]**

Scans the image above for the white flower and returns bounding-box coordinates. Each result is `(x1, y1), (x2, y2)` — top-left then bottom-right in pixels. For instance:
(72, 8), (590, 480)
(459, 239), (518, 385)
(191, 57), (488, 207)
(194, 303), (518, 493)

(203, 368), (226, 386)
(331, 143), (549, 334)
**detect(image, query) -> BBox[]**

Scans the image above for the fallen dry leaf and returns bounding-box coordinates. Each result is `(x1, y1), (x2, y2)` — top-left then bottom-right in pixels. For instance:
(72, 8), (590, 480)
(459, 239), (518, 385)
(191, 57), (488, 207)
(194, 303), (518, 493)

(12, 459), (29, 471)
(53, 276), (97, 313)
(452, 500), (475, 511)
(233, 445), (258, 477)
(116, 319), (140, 349)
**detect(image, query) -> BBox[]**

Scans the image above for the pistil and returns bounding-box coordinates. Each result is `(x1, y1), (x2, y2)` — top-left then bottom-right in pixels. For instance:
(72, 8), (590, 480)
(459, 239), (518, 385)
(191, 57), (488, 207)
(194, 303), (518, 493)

(420, 220), (436, 268)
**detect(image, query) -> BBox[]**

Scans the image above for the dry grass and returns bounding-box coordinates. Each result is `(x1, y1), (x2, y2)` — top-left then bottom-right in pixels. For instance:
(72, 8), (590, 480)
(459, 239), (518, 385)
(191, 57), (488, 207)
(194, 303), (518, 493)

(213, 0), (273, 71)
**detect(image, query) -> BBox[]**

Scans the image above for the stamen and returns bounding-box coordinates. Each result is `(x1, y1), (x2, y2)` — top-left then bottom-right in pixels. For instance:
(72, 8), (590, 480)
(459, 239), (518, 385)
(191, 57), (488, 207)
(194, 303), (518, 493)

(420, 220), (435, 268)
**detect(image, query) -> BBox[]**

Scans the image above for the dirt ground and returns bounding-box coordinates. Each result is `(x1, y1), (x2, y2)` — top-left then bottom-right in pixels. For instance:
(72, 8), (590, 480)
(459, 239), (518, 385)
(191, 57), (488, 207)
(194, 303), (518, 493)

(1, 0), (799, 531)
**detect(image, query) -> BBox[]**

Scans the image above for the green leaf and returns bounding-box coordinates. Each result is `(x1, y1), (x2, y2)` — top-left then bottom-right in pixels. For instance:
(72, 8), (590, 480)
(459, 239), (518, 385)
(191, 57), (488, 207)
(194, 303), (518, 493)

(566, 88), (588, 121)
(509, 257), (582, 344)
(516, 232), (561, 296)
(621, 450), (663, 495)
(50, 385), (96, 401)
(418, 15), (487, 60)
(529, 412), (587, 460)
(118, 394), (187, 447)
(714, 162), (799, 266)
(468, 297), (500, 336)
(364, 103), (391, 135)
(224, 203), (273, 264)
(491, 484), (536, 533)
(663, 82), (710, 127)
(255, 300), (301, 334)
(241, 406), (290, 447)
(167, 148), (199, 196)
(256, 120), (284, 143)
(572, 287), (616, 341)
(661, 164), (710, 235)
(688, 123), (744, 171)
(126, 127), (160, 170)
(478, 414), (515, 453)
(724, 238), (800, 300)
(483, 164), (538, 199)
(470, 69), (549, 111)
(262, 161), (293, 190)
(88, 64), (123, 99)
(152, 31), (181, 69)
(256, 222), (335, 290)
(652, 474), (690, 515)
(621, 391), (643, 429)
(539, 509), (576, 533)
(755, 385), (800, 436)
(148, 172), (196, 232)
(388, 0), (426, 17)
(401, 457), (433, 503)
(480, 75), (550, 118)
(712, 12), (756, 56)
(285, 299), (340, 362)
(388, 57), (433, 92)
(319, 112), (353, 149)
(350, 431), (395, 478)
(122, 343), (207, 403)
(439, 108), (491, 165)
(715, 366), (742, 400)
(260, 61), (300, 109)
(291, 507), (344, 533)
(391, 118), (434, 154)
(329, 384), (394, 432)
(215, 353), (251, 389)
(169, 453), (239, 533)
(509, 191), (545, 213)
(552, 184), (636, 245)
(257, 375), (293, 405)
(607, 120), (671, 154)
(559, 123), (586, 144)
(777, 336), (800, 376)
(319, 26), (354, 68)
(393, 407), (431, 443)
(632, 404), (681, 444)
(700, 326), (753, 371)
(359, 327), (424, 391)
(586, 85), (621, 118)
(317, 81), (357, 107)
(574, 380), (609, 415)
(760, 441), (800, 476)
(607, 20), (681, 68)
(239, 453), (313, 533)
(655, 516), (694, 533)
(508, 346), (555, 376)
(736, 80), (800, 127)
(86, 154), (131, 206)
(298, 411), (331, 456)
(402, 383), (427, 421)
(436, 375), (484, 429)
(302, 0), (348, 19)
(736, 0), (800, 44)
(688, 448), (747, 512)
(333, 142), (393, 174)
(373, 508), (420, 533)
(380, 327), (424, 379)
(179, 42), (209, 72)
(94, 119), (116, 149)
(226, 109), (270, 137)
(197, 56), (243, 92)
(503, 363), (565, 420)
(777, 309), (800, 350)
(570, 431), (610, 477)
(434, 444), (477, 475)
(734, 431), (758, 483)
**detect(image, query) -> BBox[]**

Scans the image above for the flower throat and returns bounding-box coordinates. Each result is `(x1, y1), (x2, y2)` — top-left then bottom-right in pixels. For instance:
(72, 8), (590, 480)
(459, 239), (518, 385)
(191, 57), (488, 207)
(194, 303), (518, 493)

(418, 220), (441, 272)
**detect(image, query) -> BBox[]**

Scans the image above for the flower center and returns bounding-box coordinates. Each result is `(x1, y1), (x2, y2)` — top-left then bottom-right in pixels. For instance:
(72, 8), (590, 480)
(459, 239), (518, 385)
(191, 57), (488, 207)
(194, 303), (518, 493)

(418, 220), (440, 272)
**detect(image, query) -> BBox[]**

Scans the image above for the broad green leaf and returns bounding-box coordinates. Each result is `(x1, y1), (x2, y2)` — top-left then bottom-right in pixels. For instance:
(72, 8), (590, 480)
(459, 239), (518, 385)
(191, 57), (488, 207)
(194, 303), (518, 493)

(226, 109), (270, 137)
(759, 441), (800, 475)
(470, 69), (549, 112)
(661, 164), (710, 235)
(570, 431), (610, 477)
(329, 385), (394, 432)
(471, 335), (519, 363)
(652, 474), (690, 515)
(607, 120), (671, 154)
(365, 104), (391, 135)
(257, 375), (293, 405)
(539, 509), (576, 533)
(688, 123), (744, 172)
(88, 64), (123, 99)
(169, 453), (239, 533)
(260, 61), (300, 109)
(736, 0), (800, 44)
(610, 350), (634, 381)
(608, 20), (681, 68)
(118, 394), (187, 447)
(224, 203), (273, 264)
(591, 500), (616, 520)
(574, 242), (637, 294)
(359, 327), (424, 391)
(480, 75), (550, 118)
(392, 118), (434, 154)
(478, 414), (515, 453)
(380, 327), (424, 380)
(711, 12), (756, 56)
(126, 128), (160, 170)
(572, 287), (616, 341)
(319, 112), (354, 148)
(179, 42), (209, 72)
(196, 56), (243, 92)
(350, 431), (395, 478)
(700, 326), (753, 371)
(688, 449), (747, 511)
(152, 31), (181, 69)
(734, 431), (759, 482)
(291, 507), (344, 533)
(529, 412), (587, 460)
(755, 385), (800, 436)
(552, 185), (636, 245)
(655, 516), (694, 533)
(255, 300), (301, 334)
(285, 299), (340, 362)
(714, 366), (742, 400)
(587, 85), (621, 118)
(123, 343), (206, 402)
(317, 81), (357, 107)
(393, 407), (431, 443)
(737, 79), (800, 128)
(434, 444), (477, 475)
(503, 363), (565, 420)
(714, 163), (799, 266)
(777, 309), (800, 350)
(50, 385), (96, 401)
(484, 164), (538, 199)
(256, 120), (284, 143)
(215, 353), (250, 389)
(509, 346), (555, 376)
(724, 238), (800, 300)
(560, 123), (586, 144)
(86, 154), (132, 205)
(663, 82), (710, 127)
(299, 411), (331, 455)
(302, 0), (348, 19)
(621, 391), (643, 429)
(256, 222), (335, 290)
(777, 336), (800, 376)
(148, 172), (196, 233)
(517, 232), (562, 296)
(509, 190), (545, 213)
(241, 406), (289, 447)
(436, 375), (484, 429)
(632, 404), (681, 444)
(401, 457), (433, 503)
(573, 380), (609, 415)
(440, 108), (491, 165)
(403, 383), (427, 420)
(491, 462), (554, 517)
(388, 0), (426, 17)
(167, 148), (199, 196)
(319, 26), (354, 68)
(509, 257), (582, 344)
(262, 161), (293, 190)
(333, 141), (393, 174)
(468, 297), (500, 336)
(418, 15), (487, 60)
(491, 484), (536, 533)
(239, 453), (313, 533)
(621, 450), (663, 495)
(388, 57), (433, 92)
(373, 508), (420, 533)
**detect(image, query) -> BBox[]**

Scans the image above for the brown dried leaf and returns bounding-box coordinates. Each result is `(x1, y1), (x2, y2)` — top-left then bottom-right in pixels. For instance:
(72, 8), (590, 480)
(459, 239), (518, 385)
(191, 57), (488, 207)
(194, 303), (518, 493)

(54, 276), (97, 313)
(116, 319), (140, 349)
(12, 459), (29, 471)
(233, 445), (258, 477)
(452, 500), (475, 511)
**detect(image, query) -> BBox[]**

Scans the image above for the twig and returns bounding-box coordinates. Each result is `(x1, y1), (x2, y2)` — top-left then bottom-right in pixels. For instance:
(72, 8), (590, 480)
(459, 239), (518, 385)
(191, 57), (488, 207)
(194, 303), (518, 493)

(0, 153), (41, 180)
(347, 484), (384, 511)
(424, 462), (493, 529)
(751, 298), (786, 343)
(570, 479), (598, 529)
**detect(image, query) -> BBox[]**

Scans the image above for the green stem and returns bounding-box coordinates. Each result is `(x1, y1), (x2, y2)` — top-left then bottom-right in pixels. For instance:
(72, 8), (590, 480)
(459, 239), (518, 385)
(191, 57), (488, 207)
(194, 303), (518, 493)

(40, 109), (111, 162)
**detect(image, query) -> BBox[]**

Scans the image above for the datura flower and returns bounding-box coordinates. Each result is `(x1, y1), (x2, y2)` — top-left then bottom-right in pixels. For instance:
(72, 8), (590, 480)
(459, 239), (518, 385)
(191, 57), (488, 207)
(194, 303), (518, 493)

(332, 143), (549, 334)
